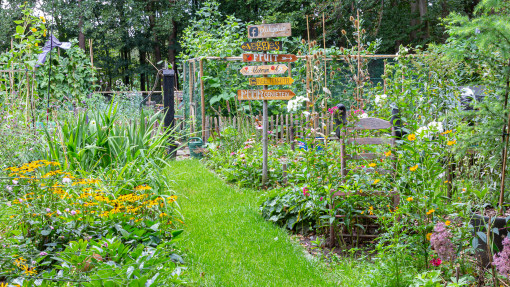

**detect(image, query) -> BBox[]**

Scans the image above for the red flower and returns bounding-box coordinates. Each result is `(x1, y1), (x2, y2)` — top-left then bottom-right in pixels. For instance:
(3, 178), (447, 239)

(430, 258), (442, 267)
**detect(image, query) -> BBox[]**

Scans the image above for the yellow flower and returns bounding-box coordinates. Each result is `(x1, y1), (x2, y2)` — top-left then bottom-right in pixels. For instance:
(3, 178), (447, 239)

(407, 134), (416, 141)
(372, 179), (380, 185)
(44, 30), (47, 37)
(441, 130), (452, 135)
(426, 209), (435, 215)
(462, 188), (466, 192)
(409, 164), (418, 172)
(368, 163), (376, 168)
(35, 43), (38, 47)
(406, 197), (413, 202)
(447, 140), (456, 146)
(384, 150), (392, 157)
(445, 220), (451, 226)
(426, 233), (432, 241)
(40, 16), (46, 23)
(31, 28), (37, 32)
(444, 180), (449, 183)
(159, 212), (167, 218)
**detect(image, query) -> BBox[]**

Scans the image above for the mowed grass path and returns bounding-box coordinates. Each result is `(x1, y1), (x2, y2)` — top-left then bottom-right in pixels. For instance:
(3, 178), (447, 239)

(167, 160), (335, 287)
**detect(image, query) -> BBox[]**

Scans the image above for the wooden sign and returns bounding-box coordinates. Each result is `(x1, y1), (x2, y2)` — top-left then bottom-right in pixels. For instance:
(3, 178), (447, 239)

(243, 54), (297, 63)
(249, 77), (294, 86)
(241, 41), (282, 52)
(237, 89), (295, 100)
(240, 64), (287, 76)
(248, 23), (291, 39)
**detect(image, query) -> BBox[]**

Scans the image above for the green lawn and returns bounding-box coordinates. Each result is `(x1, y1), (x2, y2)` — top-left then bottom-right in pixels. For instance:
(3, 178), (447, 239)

(167, 160), (336, 287)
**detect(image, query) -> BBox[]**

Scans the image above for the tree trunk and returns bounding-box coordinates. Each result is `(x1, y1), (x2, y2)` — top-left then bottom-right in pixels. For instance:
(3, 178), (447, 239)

(140, 50), (146, 92)
(168, 19), (178, 89)
(418, 0), (429, 40)
(149, 3), (161, 90)
(78, 0), (85, 50)
(410, 0), (419, 42)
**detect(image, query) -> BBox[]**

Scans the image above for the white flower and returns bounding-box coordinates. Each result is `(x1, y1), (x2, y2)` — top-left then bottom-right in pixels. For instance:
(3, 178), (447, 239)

(302, 111), (310, 117)
(416, 126), (428, 136)
(274, 237), (278, 241)
(427, 121), (443, 133)
(62, 178), (72, 184)
(461, 87), (474, 98)
(359, 112), (369, 119)
(286, 96), (310, 113)
(374, 94), (387, 107)
(12, 180), (18, 185)
(90, 120), (96, 125)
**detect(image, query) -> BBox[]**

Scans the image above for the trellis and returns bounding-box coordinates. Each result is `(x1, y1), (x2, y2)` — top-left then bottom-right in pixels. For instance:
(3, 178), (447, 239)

(180, 54), (400, 141)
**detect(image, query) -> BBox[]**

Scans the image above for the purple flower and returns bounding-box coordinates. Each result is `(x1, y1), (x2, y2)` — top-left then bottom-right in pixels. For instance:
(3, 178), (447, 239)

(56, 210), (62, 215)
(39, 252), (48, 256)
(6, 185), (12, 192)
(430, 222), (456, 262)
(12, 180), (18, 185)
(103, 243), (108, 248)
(46, 208), (51, 213)
(50, 226), (54, 230)
(62, 177), (72, 184)
(494, 236), (510, 278)
(65, 208), (70, 212)
(6, 202), (11, 207)
(71, 210), (76, 215)
(19, 199), (23, 203)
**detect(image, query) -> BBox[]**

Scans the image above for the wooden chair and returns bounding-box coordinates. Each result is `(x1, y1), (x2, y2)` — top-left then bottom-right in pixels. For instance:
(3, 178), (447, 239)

(329, 105), (402, 247)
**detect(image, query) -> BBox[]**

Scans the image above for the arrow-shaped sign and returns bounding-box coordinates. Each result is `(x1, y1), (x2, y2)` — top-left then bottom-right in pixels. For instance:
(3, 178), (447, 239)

(243, 54), (297, 63)
(237, 89), (296, 101)
(248, 23), (292, 39)
(240, 64), (288, 76)
(249, 77), (294, 86)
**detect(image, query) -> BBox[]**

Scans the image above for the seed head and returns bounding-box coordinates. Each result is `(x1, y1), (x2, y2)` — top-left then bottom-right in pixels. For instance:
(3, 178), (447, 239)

(301, 39), (306, 45)
(350, 16), (354, 21)
(341, 30), (347, 35)
(354, 20), (359, 27)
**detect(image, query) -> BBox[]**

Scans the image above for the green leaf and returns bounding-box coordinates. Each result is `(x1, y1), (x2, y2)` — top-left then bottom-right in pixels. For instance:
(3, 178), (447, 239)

(16, 26), (24, 35)
(41, 230), (51, 236)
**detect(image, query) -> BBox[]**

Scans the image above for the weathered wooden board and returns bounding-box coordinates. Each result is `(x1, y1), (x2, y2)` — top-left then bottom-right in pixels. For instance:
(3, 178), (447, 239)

(242, 53), (297, 63)
(241, 41), (282, 52)
(248, 23), (291, 39)
(249, 77), (294, 86)
(240, 64), (288, 75)
(237, 89), (295, 100)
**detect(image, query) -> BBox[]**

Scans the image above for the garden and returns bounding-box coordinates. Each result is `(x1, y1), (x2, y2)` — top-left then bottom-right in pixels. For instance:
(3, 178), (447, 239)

(1, 0), (510, 286)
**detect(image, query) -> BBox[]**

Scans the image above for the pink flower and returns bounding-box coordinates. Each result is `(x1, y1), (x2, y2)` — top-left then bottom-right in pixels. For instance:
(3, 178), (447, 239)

(19, 199), (23, 203)
(46, 208), (51, 213)
(231, 152), (236, 156)
(256, 125), (263, 130)
(320, 197), (323, 201)
(103, 243), (108, 248)
(494, 236), (510, 278)
(430, 258), (442, 266)
(328, 106), (338, 114)
(56, 210), (62, 215)
(65, 208), (70, 212)
(71, 210), (76, 215)
(50, 226), (54, 230)
(302, 187), (310, 197)
(6, 202), (11, 207)
(430, 222), (456, 262)
(39, 252), (48, 256)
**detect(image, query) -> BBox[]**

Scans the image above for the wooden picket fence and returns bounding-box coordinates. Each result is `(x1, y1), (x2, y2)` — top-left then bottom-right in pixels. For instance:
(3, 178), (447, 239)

(201, 113), (337, 143)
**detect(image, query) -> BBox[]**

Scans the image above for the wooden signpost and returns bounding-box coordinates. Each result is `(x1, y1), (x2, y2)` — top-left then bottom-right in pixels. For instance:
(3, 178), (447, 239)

(237, 89), (295, 100)
(249, 77), (294, 86)
(238, 22), (293, 187)
(241, 41), (282, 52)
(243, 53), (297, 63)
(248, 23), (292, 39)
(240, 64), (288, 75)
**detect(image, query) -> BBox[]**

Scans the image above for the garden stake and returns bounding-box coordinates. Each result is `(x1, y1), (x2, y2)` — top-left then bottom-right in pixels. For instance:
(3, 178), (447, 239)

(499, 59), (510, 215)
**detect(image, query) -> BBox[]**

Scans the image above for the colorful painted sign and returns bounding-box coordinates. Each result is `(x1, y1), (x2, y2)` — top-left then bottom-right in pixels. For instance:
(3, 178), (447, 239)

(247, 23), (292, 39)
(241, 41), (282, 52)
(242, 53), (297, 63)
(237, 89), (296, 100)
(240, 64), (288, 76)
(249, 77), (294, 86)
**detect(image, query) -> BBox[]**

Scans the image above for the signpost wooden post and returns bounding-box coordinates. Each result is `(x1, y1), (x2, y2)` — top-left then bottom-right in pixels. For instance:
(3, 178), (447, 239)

(239, 22), (292, 187)
(242, 53), (297, 63)
(248, 23), (291, 39)
(241, 41), (282, 52)
(240, 64), (288, 75)
(249, 77), (294, 86)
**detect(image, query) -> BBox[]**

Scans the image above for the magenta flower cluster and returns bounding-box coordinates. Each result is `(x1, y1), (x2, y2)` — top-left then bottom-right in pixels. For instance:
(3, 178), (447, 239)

(302, 187), (310, 197)
(493, 236), (510, 278)
(430, 222), (456, 262)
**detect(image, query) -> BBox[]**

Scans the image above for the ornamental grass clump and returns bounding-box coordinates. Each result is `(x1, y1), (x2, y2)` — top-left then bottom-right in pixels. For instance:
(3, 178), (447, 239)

(493, 236), (510, 278)
(430, 222), (456, 262)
